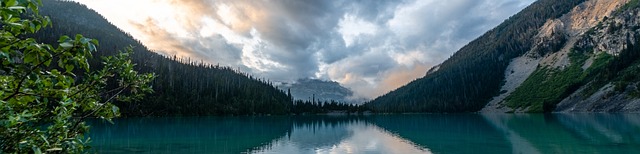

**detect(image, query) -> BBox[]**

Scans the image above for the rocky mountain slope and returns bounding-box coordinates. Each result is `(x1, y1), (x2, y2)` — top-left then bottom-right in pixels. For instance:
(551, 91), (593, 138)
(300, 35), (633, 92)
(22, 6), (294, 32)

(367, 0), (640, 113)
(483, 0), (640, 112)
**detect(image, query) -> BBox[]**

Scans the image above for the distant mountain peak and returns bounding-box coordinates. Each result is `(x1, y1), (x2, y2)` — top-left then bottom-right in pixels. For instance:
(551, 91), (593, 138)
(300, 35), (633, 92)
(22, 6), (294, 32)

(280, 78), (365, 104)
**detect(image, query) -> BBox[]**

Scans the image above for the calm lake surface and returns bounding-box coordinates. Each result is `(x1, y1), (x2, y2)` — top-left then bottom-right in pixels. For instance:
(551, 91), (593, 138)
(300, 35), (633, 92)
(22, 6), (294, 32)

(87, 114), (640, 154)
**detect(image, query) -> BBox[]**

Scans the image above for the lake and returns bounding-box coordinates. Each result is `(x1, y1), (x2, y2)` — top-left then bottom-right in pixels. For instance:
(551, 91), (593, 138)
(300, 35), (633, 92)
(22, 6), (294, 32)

(87, 114), (640, 154)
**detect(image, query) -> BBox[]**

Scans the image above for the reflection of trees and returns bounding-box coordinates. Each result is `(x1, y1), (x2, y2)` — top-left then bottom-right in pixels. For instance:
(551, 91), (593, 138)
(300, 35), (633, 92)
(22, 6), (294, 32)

(483, 113), (640, 153)
(288, 116), (359, 148)
(482, 113), (541, 154)
(370, 114), (512, 154)
(554, 114), (640, 151)
(252, 116), (365, 152)
(87, 116), (293, 153)
(252, 115), (433, 154)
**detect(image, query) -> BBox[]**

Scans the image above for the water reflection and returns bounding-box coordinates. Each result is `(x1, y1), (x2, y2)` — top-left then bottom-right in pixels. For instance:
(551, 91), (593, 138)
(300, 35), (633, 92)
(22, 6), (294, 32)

(87, 114), (640, 154)
(370, 114), (512, 154)
(87, 116), (293, 153)
(251, 116), (430, 154)
(482, 113), (640, 153)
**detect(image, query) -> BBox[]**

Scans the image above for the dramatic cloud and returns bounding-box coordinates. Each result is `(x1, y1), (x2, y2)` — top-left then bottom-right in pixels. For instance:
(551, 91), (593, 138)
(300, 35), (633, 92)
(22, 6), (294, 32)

(73, 0), (534, 99)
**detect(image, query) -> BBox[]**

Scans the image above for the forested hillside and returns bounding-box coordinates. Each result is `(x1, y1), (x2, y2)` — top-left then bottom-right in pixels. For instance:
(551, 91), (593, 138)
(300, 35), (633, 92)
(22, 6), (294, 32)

(366, 0), (587, 112)
(34, 0), (293, 116)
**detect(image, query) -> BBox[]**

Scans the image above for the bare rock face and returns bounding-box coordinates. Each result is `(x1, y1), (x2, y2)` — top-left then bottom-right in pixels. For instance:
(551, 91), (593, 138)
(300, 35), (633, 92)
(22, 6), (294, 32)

(564, 0), (629, 35)
(538, 0), (629, 68)
(532, 19), (568, 58)
(556, 3), (640, 112)
(575, 0), (639, 56)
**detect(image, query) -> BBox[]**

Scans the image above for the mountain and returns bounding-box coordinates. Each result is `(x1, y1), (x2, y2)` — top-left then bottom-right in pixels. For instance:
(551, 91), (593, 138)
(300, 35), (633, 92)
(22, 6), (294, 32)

(35, 0), (293, 116)
(366, 0), (640, 113)
(278, 79), (363, 104)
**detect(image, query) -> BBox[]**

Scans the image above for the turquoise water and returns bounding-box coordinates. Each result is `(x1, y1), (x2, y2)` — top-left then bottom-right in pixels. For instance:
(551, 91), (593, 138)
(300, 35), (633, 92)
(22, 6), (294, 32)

(87, 114), (640, 154)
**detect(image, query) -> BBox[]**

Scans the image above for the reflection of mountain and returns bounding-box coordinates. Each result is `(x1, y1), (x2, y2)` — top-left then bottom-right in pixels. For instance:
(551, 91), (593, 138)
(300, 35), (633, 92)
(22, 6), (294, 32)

(554, 114), (640, 149)
(251, 116), (431, 154)
(288, 122), (352, 149)
(481, 114), (542, 154)
(482, 113), (640, 153)
(87, 117), (292, 153)
(370, 114), (512, 154)
(251, 116), (356, 153)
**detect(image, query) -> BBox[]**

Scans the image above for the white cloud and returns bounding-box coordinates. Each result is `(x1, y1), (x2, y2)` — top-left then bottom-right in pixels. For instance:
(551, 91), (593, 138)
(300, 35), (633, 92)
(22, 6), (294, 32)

(391, 50), (426, 67)
(240, 29), (287, 72)
(338, 14), (378, 47)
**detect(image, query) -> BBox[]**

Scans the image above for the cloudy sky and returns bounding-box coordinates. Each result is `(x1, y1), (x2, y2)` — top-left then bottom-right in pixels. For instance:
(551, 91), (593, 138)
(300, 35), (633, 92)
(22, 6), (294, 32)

(71, 0), (534, 99)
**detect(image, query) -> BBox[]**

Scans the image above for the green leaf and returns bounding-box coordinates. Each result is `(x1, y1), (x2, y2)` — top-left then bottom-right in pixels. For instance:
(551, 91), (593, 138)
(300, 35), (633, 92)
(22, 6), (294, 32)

(80, 37), (91, 44)
(90, 39), (99, 46)
(24, 52), (35, 63)
(6, 0), (17, 6)
(82, 58), (90, 71)
(46, 148), (62, 152)
(75, 34), (83, 41)
(58, 35), (71, 43)
(8, 22), (22, 27)
(42, 16), (50, 27)
(32, 147), (42, 154)
(8, 6), (26, 10)
(65, 64), (74, 73)
(59, 42), (73, 49)
(0, 51), (8, 59)
(44, 59), (51, 67)
(29, 22), (35, 33)
(28, 2), (38, 14)
(112, 105), (119, 114)
(40, 134), (50, 145)
(87, 43), (96, 52)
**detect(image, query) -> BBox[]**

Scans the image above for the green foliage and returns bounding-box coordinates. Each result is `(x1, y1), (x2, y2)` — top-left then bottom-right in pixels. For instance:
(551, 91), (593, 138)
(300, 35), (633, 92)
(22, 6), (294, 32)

(580, 53), (615, 96)
(505, 51), (589, 112)
(505, 51), (616, 112)
(617, 0), (640, 14)
(0, 0), (153, 153)
(610, 60), (640, 98)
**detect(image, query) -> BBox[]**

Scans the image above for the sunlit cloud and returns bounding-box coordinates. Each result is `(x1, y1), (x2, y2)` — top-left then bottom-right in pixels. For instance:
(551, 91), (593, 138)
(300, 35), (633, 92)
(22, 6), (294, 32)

(72, 0), (534, 99)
